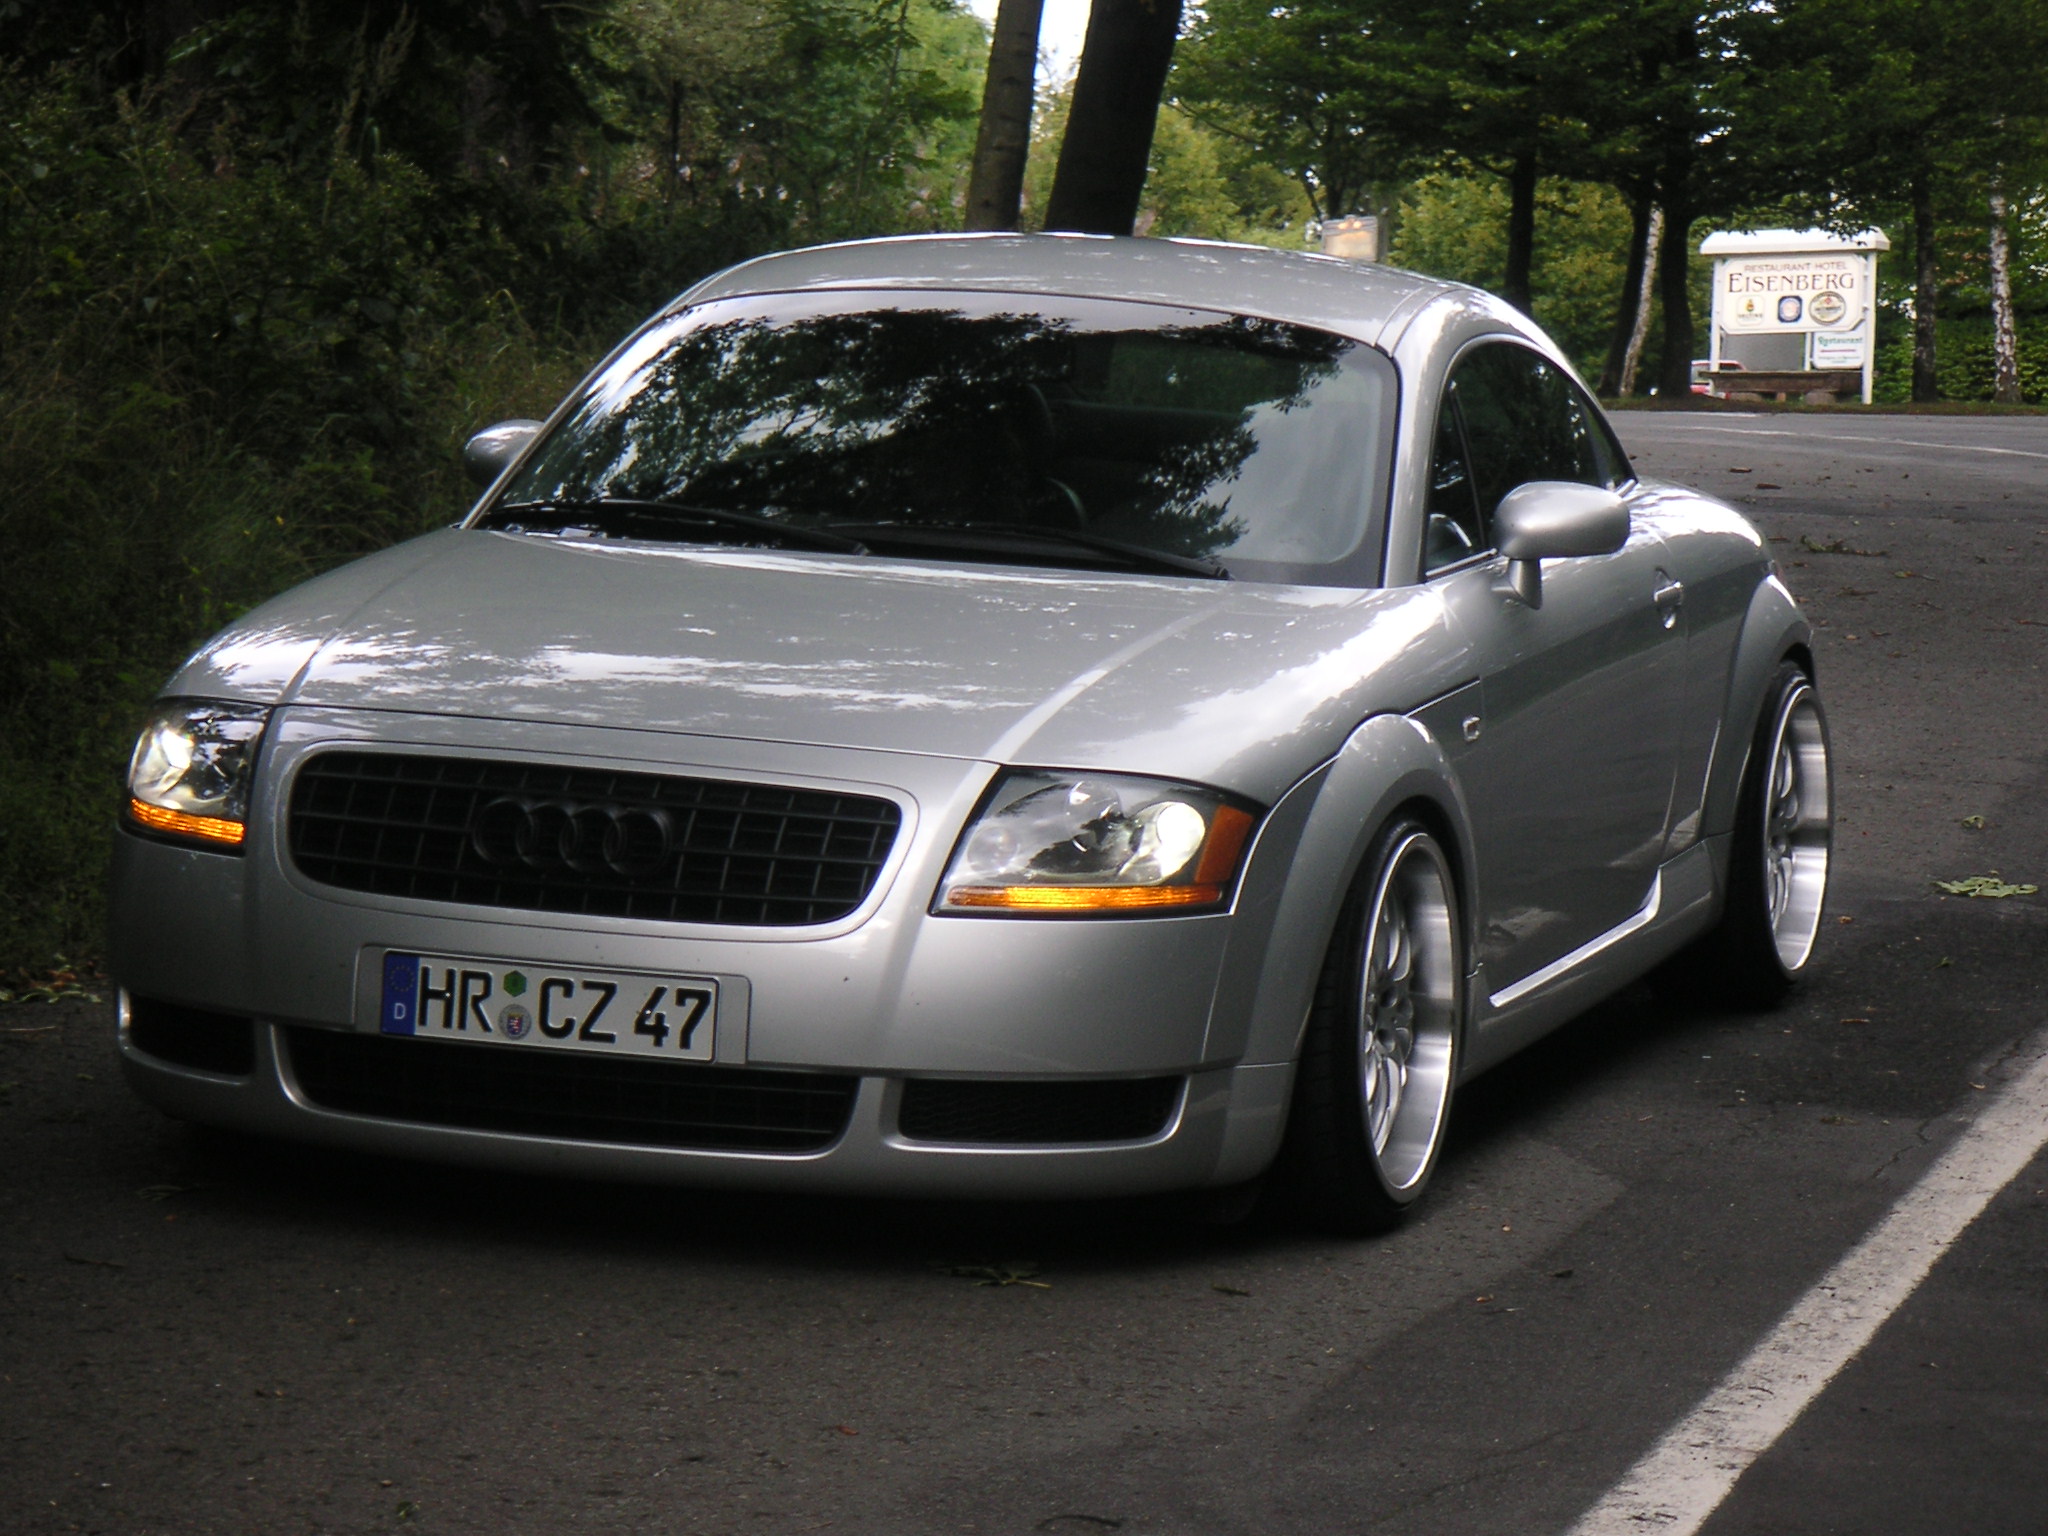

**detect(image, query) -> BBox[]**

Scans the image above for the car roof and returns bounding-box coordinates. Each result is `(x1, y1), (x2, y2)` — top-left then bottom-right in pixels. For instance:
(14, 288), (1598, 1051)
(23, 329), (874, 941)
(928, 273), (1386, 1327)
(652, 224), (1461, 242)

(668, 232), (1465, 351)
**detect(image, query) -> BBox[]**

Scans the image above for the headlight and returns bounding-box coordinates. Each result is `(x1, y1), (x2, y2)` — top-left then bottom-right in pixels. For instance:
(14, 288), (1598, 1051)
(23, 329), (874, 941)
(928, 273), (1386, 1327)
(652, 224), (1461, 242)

(935, 771), (1260, 915)
(124, 699), (271, 850)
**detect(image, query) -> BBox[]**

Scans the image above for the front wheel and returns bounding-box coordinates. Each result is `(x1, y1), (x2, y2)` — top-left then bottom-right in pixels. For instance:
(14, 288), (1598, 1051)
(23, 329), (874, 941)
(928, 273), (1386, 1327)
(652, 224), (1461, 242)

(1279, 818), (1463, 1234)
(1708, 660), (1833, 1003)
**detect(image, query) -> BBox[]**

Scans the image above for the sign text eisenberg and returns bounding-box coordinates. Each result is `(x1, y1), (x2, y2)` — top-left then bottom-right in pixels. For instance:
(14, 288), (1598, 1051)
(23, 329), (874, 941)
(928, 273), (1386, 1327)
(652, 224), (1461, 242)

(1719, 254), (1867, 333)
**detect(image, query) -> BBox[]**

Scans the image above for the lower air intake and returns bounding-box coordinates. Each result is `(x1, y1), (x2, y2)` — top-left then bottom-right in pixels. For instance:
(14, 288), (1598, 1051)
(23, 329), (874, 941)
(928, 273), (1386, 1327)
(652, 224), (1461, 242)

(897, 1076), (1182, 1145)
(127, 995), (257, 1076)
(284, 1028), (857, 1152)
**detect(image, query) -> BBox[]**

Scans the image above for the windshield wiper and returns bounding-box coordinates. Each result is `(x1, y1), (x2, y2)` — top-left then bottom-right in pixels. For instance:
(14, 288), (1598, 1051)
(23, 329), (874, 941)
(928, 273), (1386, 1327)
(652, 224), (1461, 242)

(824, 520), (1229, 580)
(482, 498), (869, 555)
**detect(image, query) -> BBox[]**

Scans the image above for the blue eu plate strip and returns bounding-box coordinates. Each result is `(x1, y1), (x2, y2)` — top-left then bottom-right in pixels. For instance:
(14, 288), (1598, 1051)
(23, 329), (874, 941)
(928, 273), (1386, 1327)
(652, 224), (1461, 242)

(380, 952), (419, 1035)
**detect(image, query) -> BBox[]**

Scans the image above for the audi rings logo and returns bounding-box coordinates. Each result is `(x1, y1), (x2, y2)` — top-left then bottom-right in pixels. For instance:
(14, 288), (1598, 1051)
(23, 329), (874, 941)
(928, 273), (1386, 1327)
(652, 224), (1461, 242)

(470, 797), (675, 879)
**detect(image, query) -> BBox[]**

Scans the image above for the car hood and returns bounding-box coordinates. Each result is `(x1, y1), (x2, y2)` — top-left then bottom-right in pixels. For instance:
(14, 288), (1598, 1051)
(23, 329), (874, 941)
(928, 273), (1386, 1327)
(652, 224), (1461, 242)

(170, 530), (1462, 800)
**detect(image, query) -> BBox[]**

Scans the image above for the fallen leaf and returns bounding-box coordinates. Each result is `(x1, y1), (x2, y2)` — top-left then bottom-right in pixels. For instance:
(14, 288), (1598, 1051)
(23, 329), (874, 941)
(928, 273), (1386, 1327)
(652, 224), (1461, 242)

(62, 1252), (125, 1269)
(1933, 875), (2038, 898)
(942, 1262), (1050, 1289)
(835, 1424), (859, 1436)
(1211, 1284), (1251, 1297)
(1961, 815), (1987, 830)
(137, 1184), (191, 1201)
(1755, 482), (1783, 490)
(1551, 1268), (1575, 1279)
(1800, 535), (1888, 557)
(1840, 1017), (1870, 1024)
(1933, 957), (1953, 969)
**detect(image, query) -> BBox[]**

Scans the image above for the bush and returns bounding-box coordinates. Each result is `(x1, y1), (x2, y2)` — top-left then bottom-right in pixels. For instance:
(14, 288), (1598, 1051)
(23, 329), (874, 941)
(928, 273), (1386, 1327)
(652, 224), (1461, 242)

(0, 72), (589, 971)
(1871, 310), (2048, 403)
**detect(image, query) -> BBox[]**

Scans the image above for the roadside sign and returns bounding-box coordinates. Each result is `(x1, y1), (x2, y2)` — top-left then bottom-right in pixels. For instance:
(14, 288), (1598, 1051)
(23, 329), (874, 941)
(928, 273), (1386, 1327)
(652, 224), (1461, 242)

(1700, 229), (1890, 404)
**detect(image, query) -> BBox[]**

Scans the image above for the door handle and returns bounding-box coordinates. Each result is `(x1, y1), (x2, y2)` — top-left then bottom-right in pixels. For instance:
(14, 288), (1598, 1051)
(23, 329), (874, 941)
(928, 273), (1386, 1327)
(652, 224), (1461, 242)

(1652, 571), (1685, 628)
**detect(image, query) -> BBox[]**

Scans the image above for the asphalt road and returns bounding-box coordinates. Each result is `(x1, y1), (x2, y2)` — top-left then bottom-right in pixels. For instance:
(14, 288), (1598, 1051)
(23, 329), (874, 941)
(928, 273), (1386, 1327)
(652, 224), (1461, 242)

(4, 409), (2044, 1536)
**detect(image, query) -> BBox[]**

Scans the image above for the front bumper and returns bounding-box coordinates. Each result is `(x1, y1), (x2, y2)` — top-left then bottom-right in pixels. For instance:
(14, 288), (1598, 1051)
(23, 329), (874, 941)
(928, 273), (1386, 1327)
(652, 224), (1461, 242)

(117, 997), (1294, 1197)
(109, 705), (1303, 1197)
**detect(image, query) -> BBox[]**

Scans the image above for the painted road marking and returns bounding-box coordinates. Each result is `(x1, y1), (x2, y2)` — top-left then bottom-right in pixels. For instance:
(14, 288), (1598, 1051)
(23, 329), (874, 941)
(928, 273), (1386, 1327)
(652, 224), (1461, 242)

(1566, 1028), (2048, 1536)
(1637, 421), (2048, 462)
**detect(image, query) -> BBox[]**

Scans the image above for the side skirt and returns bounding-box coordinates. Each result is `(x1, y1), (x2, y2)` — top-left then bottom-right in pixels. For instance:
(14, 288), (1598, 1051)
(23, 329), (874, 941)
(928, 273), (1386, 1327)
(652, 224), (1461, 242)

(1459, 839), (1722, 1080)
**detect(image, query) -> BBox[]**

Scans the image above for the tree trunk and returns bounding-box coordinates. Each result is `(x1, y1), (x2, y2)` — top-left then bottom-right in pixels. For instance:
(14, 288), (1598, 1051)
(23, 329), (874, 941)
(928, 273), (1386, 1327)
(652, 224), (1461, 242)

(963, 0), (1044, 231)
(1501, 151), (1537, 314)
(1619, 207), (1664, 398)
(1912, 174), (1939, 403)
(1599, 193), (1656, 395)
(665, 77), (682, 206)
(1654, 203), (1695, 400)
(1043, 0), (1184, 236)
(1989, 176), (2021, 404)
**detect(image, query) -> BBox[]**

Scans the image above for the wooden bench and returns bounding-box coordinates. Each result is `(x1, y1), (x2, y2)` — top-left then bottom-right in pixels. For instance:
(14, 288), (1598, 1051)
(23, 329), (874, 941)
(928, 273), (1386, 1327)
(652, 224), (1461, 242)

(1707, 369), (1863, 403)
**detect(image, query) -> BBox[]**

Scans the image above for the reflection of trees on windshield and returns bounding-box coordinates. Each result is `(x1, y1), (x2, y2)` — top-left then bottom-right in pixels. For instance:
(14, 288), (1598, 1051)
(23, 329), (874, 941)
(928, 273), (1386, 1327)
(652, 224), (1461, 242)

(505, 305), (1365, 566)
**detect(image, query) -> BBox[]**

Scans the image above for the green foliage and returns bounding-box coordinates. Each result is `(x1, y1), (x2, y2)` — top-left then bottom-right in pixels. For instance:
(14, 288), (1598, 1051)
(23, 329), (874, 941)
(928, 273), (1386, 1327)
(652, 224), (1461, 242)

(1171, 0), (1434, 220)
(1873, 313), (2048, 403)
(1389, 174), (1643, 373)
(0, 0), (993, 972)
(0, 73), (572, 968)
(1023, 86), (1311, 244)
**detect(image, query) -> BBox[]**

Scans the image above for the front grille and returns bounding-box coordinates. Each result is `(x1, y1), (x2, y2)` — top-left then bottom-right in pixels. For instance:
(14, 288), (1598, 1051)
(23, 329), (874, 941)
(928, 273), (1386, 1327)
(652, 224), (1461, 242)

(898, 1076), (1182, 1145)
(288, 751), (901, 926)
(127, 995), (256, 1075)
(284, 1028), (858, 1152)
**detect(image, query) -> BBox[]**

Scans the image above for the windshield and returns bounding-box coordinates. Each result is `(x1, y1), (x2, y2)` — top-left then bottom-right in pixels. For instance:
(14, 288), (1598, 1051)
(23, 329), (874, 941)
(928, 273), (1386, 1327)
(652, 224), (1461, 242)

(492, 290), (1395, 585)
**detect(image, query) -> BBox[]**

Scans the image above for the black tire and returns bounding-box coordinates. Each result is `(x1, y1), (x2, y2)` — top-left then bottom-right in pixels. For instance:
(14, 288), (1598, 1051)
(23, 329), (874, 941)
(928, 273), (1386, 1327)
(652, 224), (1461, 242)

(1277, 817), (1463, 1234)
(1706, 660), (1833, 1004)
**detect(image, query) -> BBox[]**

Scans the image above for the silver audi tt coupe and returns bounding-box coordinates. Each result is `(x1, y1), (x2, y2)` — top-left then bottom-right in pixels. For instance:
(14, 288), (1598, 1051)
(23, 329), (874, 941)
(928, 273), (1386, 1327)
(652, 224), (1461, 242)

(109, 234), (1832, 1228)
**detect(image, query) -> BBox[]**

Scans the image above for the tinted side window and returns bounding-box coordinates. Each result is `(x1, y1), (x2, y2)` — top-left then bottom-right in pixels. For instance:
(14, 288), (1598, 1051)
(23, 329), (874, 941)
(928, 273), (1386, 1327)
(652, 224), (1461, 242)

(1452, 344), (1609, 525)
(1424, 386), (1484, 574)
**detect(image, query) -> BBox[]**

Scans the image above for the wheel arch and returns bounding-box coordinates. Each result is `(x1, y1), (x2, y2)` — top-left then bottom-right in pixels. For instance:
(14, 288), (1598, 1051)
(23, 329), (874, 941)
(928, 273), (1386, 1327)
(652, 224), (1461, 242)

(1226, 711), (1477, 1071)
(1703, 574), (1814, 842)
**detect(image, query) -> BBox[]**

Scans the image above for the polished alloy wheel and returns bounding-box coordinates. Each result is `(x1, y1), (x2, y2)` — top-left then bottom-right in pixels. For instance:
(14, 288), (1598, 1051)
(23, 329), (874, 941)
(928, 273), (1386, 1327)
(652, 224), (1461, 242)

(1763, 681), (1832, 971)
(1355, 831), (1458, 1192)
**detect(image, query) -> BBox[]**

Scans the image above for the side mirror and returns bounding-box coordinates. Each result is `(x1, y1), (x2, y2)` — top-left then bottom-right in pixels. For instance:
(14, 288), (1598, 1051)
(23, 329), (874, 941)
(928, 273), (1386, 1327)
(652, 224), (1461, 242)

(1492, 480), (1629, 608)
(462, 419), (544, 487)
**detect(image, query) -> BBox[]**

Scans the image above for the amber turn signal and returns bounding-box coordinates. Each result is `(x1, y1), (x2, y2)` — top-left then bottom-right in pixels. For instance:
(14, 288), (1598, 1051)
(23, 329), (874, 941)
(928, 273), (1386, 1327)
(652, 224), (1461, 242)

(943, 883), (1226, 911)
(126, 797), (246, 847)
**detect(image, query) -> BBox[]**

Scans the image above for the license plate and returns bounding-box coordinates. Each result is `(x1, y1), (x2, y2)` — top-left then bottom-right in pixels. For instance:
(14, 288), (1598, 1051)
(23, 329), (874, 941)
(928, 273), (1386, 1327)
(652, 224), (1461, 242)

(377, 951), (717, 1062)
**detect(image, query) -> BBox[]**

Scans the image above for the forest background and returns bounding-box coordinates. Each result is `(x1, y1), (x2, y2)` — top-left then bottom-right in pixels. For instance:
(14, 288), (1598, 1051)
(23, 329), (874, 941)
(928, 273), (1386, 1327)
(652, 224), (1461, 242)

(2, 0), (2044, 977)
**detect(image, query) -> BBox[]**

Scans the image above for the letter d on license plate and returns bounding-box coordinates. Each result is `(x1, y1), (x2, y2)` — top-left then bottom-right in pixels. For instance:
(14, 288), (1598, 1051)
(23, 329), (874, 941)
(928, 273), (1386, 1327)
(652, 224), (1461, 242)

(378, 951), (718, 1062)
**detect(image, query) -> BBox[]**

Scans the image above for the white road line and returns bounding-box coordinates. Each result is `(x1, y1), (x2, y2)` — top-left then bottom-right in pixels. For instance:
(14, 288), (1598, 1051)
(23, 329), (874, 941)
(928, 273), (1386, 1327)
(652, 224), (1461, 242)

(1634, 421), (2048, 462)
(1566, 1029), (2048, 1536)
